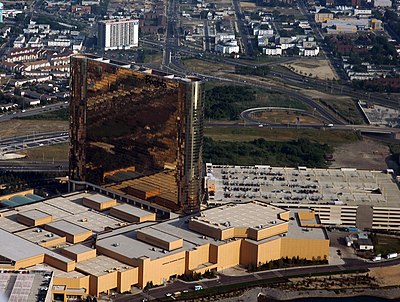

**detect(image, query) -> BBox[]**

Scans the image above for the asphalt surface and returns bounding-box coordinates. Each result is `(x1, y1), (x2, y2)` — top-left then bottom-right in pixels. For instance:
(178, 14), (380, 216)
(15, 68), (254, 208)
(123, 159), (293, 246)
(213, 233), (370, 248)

(0, 102), (69, 122)
(114, 254), (400, 302)
(0, 131), (69, 154)
(0, 161), (68, 172)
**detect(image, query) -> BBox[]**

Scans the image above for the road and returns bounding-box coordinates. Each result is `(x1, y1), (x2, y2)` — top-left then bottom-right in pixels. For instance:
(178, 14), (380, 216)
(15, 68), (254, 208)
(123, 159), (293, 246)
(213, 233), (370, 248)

(114, 254), (400, 302)
(0, 102), (69, 122)
(163, 0), (180, 67)
(0, 161), (68, 172)
(0, 131), (69, 154)
(231, 0), (253, 57)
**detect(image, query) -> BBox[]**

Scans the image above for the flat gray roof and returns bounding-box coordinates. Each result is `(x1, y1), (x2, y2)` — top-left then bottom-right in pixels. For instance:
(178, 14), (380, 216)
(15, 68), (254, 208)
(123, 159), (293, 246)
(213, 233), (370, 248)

(46, 220), (91, 235)
(112, 203), (153, 218)
(0, 228), (72, 263)
(15, 228), (63, 245)
(0, 211), (29, 233)
(84, 194), (114, 204)
(19, 209), (51, 220)
(97, 230), (197, 260)
(138, 227), (181, 243)
(63, 244), (94, 255)
(191, 202), (285, 231)
(76, 255), (132, 276)
(287, 210), (328, 240)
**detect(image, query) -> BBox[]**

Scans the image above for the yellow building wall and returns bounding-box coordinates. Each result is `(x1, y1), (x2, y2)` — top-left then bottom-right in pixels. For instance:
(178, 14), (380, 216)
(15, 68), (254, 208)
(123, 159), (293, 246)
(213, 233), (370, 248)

(137, 231), (183, 251)
(70, 231), (93, 244)
(62, 249), (96, 262)
(281, 238), (329, 260)
(40, 237), (66, 248)
(117, 268), (138, 293)
(139, 251), (186, 288)
(240, 240), (258, 267)
(53, 275), (90, 290)
(188, 220), (221, 239)
(257, 238), (282, 264)
(186, 244), (211, 271)
(249, 223), (288, 241)
(279, 211), (290, 221)
(220, 228), (235, 240)
(44, 254), (76, 272)
(298, 211), (315, 221)
(17, 215), (52, 227)
(233, 227), (248, 238)
(90, 272), (118, 296)
(15, 254), (45, 269)
(212, 240), (241, 270)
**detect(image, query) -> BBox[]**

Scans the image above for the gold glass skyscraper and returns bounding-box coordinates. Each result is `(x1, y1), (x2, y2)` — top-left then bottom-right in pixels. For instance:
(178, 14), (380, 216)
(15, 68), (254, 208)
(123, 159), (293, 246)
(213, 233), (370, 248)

(69, 55), (204, 213)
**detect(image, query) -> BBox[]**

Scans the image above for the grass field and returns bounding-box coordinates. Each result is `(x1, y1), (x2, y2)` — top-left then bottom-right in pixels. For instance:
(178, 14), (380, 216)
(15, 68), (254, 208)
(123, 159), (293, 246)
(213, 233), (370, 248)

(0, 120), (68, 139)
(319, 98), (364, 125)
(256, 110), (325, 124)
(204, 127), (362, 145)
(18, 108), (69, 121)
(143, 48), (163, 64)
(373, 234), (400, 256)
(182, 58), (235, 74)
(16, 143), (69, 161)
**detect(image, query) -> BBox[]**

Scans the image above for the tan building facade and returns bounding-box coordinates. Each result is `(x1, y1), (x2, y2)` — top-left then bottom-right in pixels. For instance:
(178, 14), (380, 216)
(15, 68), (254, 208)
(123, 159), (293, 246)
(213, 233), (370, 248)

(0, 192), (329, 299)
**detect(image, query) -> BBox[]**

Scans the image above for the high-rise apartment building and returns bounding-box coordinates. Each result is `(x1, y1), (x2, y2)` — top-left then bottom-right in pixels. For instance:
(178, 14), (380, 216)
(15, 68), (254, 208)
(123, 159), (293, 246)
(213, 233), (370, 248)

(97, 19), (139, 50)
(69, 55), (204, 213)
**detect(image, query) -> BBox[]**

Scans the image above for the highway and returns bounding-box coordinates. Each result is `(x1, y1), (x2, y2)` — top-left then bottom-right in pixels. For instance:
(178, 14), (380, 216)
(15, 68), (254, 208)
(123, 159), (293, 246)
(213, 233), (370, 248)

(0, 102), (69, 122)
(0, 131), (69, 154)
(0, 161), (68, 172)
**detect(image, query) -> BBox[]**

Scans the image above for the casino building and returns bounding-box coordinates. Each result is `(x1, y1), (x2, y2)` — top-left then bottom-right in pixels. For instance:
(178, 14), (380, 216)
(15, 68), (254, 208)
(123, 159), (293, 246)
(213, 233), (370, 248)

(69, 55), (204, 213)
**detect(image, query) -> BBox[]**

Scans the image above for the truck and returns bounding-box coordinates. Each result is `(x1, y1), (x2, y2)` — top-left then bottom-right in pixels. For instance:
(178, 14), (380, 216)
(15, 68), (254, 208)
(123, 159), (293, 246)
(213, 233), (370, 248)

(387, 253), (398, 259)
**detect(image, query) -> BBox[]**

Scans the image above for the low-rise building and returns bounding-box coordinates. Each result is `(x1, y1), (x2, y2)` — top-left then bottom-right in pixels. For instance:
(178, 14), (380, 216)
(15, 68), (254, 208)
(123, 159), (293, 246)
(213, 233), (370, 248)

(215, 40), (240, 54)
(205, 164), (400, 231)
(0, 191), (329, 298)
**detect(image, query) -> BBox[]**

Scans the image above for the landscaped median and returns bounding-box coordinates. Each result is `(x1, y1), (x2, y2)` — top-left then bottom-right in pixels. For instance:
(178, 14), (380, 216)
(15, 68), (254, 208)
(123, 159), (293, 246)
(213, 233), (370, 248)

(156, 268), (369, 301)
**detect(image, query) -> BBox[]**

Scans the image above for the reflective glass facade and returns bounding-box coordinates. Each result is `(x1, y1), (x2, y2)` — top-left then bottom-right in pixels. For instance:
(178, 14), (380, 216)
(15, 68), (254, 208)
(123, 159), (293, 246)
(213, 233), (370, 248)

(69, 55), (204, 213)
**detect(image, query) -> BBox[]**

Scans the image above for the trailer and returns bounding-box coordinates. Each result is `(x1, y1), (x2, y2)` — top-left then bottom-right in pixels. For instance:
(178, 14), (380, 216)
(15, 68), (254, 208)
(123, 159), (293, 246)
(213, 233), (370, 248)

(387, 253), (398, 259)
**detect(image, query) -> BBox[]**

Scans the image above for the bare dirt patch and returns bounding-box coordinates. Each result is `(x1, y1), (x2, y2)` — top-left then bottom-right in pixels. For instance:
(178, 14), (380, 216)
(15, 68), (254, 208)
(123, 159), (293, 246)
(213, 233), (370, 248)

(283, 58), (338, 80)
(183, 59), (235, 75)
(255, 110), (325, 124)
(330, 139), (391, 170)
(369, 265), (400, 287)
(240, 1), (256, 7)
(0, 120), (68, 139)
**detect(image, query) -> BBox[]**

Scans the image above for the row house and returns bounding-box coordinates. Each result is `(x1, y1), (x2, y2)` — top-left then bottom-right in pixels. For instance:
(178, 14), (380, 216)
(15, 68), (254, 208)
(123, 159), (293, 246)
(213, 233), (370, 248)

(22, 60), (51, 71)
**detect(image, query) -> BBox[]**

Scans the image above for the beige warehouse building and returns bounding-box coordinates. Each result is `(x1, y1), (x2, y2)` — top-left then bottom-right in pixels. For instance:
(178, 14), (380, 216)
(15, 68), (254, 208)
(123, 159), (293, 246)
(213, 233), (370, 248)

(0, 192), (329, 299)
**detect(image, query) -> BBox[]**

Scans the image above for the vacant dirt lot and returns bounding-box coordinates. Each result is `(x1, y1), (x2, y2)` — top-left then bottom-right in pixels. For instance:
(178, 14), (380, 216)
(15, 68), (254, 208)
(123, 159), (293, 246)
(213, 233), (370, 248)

(240, 1), (256, 7)
(283, 58), (338, 80)
(256, 110), (325, 125)
(0, 120), (68, 139)
(330, 139), (392, 170)
(183, 59), (235, 75)
(369, 265), (400, 287)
